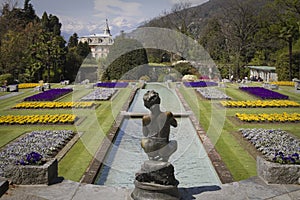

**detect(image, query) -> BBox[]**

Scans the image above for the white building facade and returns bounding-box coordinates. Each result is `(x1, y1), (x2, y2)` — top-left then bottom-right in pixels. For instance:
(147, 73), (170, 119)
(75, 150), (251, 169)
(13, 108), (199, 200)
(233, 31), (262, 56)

(247, 66), (278, 82)
(78, 19), (114, 59)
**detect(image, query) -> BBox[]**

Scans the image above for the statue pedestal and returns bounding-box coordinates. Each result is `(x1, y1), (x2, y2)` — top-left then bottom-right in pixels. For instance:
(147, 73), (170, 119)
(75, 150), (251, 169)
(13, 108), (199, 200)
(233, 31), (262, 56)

(131, 160), (180, 200)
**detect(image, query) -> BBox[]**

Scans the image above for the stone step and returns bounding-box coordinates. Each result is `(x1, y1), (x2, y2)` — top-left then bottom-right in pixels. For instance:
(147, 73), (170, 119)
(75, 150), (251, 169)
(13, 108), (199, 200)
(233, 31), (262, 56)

(0, 177), (9, 197)
(121, 111), (191, 118)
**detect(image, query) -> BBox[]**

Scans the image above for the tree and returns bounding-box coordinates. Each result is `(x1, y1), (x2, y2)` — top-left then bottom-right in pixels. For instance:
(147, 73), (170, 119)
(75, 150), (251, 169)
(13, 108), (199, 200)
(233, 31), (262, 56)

(276, 50), (300, 80)
(76, 42), (90, 58)
(199, 17), (227, 62)
(102, 37), (148, 80)
(64, 34), (91, 82)
(270, 0), (300, 80)
(68, 33), (78, 48)
(161, 2), (193, 35)
(219, 0), (259, 79)
(23, 0), (38, 22)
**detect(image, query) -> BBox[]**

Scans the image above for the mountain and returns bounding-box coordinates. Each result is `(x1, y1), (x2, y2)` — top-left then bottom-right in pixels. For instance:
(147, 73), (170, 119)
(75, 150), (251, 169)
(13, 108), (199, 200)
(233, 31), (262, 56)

(140, 0), (271, 40)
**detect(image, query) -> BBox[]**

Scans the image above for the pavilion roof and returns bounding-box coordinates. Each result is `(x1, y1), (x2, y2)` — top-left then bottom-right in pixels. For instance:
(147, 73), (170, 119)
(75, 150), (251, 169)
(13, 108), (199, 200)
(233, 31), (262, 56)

(247, 66), (276, 71)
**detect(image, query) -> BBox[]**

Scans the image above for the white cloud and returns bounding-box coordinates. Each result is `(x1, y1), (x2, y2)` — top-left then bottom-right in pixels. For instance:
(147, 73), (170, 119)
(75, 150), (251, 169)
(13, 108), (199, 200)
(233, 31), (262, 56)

(94, 0), (142, 18)
(112, 17), (132, 28)
(93, 0), (145, 31)
(58, 16), (85, 33)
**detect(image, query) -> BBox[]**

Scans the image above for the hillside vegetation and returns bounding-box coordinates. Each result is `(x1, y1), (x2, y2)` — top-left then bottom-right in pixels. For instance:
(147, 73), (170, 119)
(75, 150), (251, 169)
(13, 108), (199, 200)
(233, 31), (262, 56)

(142, 0), (300, 81)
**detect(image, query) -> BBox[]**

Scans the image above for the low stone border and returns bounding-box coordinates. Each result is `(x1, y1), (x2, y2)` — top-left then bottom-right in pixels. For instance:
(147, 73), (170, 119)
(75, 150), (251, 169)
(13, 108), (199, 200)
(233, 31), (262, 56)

(3, 159), (58, 185)
(54, 133), (81, 162)
(175, 87), (234, 183)
(0, 177), (9, 197)
(257, 156), (300, 184)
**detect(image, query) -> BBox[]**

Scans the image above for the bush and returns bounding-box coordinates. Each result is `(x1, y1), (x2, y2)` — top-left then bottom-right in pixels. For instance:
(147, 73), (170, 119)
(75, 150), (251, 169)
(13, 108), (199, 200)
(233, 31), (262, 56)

(275, 50), (300, 81)
(0, 73), (14, 85)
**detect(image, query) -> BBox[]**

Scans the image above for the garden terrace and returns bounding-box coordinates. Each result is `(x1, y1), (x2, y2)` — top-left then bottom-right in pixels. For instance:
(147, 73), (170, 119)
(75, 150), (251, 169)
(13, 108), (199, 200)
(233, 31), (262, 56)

(183, 81), (218, 87)
(221, 100), (300, 108)
(24, 88), (73, 101)
(235, 112), (300, 123)
(0, 130), (75, 177)
(94, 82), (129, 88)
(239, 87), (288, 99)
(239, 128), (299, 164)
(12, 102), (95, 109)
(196, 87), (231, 100)
(81, 88), (117, 101)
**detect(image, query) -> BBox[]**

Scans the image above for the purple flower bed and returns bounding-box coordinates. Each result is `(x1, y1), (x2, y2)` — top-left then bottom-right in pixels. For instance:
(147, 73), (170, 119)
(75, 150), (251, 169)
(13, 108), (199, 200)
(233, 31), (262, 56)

(94, 82), (128, 88)
(183, 81), (218, 87)
(24, 88), (73, 101)
(239, 87), (288, 99)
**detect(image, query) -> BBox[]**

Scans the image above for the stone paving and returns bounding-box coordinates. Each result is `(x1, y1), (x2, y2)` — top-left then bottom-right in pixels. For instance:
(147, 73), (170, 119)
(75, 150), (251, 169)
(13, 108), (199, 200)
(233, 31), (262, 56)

(0, 92), (23, 100)
(1, 176), (300, 200)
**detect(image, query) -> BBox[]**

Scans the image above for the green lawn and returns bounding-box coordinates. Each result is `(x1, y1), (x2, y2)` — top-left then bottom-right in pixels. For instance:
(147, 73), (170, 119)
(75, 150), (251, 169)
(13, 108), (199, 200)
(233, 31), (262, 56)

(179, 84), (300, 181)
(58, 88), (132, 181)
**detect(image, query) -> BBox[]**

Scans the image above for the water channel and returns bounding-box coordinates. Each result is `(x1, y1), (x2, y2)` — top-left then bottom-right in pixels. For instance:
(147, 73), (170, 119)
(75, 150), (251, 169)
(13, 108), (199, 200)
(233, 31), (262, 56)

(94, 83), (221, 188)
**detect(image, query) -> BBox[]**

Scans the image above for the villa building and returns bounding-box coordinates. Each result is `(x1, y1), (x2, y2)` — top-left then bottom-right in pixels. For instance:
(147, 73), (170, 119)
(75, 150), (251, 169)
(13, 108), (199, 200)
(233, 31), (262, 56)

(78, 19), (114, 59)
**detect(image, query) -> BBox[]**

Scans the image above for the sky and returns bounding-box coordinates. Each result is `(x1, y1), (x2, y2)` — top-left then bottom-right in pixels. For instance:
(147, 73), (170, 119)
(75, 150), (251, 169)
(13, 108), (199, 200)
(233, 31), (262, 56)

(1, 0), (208, 38)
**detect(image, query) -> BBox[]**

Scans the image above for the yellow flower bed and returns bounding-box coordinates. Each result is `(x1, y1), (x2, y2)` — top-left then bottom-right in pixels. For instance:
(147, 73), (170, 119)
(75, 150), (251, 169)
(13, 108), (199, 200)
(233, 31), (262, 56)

(13, 102), (95, 109)
(0, 114), (77, 125)
(236, 112), (300, 123)
(221, 100), (300, 108)
(18, 83), (42, 89)
(269, 81), (295, 86)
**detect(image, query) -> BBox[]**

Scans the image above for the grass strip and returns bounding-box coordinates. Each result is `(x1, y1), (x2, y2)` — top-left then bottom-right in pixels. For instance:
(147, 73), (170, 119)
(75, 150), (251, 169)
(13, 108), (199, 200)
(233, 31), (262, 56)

(58, 88), (132, 181)
(179, 86), (257, 181)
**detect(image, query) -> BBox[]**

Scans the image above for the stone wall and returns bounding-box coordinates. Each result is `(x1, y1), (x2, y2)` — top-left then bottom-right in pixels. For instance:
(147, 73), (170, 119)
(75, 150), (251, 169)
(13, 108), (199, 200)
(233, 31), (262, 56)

(3, 159), (58, 185)
(257, 156), (300, 184)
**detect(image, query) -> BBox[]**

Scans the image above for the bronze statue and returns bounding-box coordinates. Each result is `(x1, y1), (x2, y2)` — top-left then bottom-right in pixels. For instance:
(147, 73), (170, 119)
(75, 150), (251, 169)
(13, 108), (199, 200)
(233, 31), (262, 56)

(131, 90), (180, 200)
(141, 90), (178, 161)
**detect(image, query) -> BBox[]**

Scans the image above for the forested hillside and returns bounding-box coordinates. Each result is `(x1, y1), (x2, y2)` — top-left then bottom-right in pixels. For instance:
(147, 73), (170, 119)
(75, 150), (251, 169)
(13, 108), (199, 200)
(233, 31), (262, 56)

(0, 0), (299, 82)
(0, 0), (90, 84)
(142, 0), (300, 81)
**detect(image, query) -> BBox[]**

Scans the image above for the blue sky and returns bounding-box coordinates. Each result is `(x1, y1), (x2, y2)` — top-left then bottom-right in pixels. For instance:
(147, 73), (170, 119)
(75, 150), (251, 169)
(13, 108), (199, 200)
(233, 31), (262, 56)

(1, 0), (208, 37)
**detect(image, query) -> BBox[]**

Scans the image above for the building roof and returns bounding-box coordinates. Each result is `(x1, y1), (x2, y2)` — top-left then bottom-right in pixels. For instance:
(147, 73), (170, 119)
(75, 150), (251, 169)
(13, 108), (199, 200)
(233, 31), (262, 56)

(247, 66), (276, 71)
(80, 33), (112, 38)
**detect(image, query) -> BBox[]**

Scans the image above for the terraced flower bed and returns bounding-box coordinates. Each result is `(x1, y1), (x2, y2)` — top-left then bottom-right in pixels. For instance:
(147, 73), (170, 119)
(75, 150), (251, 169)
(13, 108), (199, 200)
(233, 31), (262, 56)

(270, 81), (295, 86)
(196, 87), (231, 99)
(18, 83), (42, 89)
(0, 114), (77, 125)
(81, 88), (117, 101)
(236, 112), (300, 123)
(183, 81), (218, 87)
(94, 82), (128, 88)
(221, 100), (300, 108)
(0, 130), (74, 179)
(12, 101), (95, 109)
(24, 88), (73, 101)
(239, 128), (299, 162)
(239, 129), (300, 184)
(239, 87), (288, 99)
